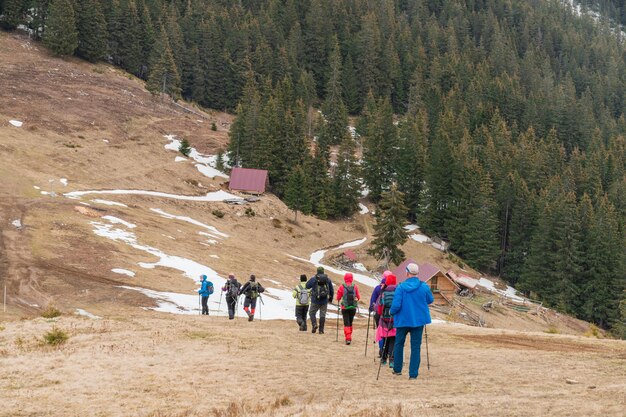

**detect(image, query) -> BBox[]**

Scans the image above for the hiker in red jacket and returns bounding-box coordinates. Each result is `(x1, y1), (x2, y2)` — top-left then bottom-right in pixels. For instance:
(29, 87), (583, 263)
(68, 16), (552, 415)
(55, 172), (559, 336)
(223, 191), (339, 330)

(336, 272), (361, 345)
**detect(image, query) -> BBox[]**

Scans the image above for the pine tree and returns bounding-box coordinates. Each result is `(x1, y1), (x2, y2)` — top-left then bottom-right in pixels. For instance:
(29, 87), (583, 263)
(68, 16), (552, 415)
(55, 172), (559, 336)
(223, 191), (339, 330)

(342, 53), (360, 114)
(75, 0), (108, 62)
(228, 69), (261, 168)
(318, 38), (348, 155)
(179, 138), (191, 157)
(116, 0), (143, 75)
(146, 26), (181, 100)
(368, 183), (409, 266)
(331, 131), (361, 217)
(43, 0), (78, 56)
(396, 110), (428, 220)
(0, 0), (24, 30)
(284, 166), (312, 221)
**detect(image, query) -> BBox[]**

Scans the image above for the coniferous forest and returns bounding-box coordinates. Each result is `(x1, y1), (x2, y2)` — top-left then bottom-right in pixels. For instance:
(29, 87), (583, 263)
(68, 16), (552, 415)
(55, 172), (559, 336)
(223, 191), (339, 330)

(1, 0), (624, 336)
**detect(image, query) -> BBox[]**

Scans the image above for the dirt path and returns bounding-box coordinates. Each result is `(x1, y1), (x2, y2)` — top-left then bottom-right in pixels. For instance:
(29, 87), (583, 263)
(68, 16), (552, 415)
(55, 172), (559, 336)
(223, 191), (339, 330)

(1, 313), (624, 417)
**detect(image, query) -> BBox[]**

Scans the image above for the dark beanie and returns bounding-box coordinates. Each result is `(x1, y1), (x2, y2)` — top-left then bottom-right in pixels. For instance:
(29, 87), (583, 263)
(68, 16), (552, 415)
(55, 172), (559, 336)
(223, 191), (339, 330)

(300, 274), (307, 282)
(316, 266), (324, 274)
(250, 274), (256, 281)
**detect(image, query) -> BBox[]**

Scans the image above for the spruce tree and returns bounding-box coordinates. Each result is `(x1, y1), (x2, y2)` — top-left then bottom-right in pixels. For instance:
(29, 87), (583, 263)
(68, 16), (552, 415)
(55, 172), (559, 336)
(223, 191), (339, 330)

(1, 0), (23, 30)
(368, 183), (409, 266)
(331, 131), (361, 217)
(43, 0), (78, 56)
(75, 0), (108, 62)
(284, 166), (312, 221)
(146, 26), (181, 100)
(318, 38), (348, 156)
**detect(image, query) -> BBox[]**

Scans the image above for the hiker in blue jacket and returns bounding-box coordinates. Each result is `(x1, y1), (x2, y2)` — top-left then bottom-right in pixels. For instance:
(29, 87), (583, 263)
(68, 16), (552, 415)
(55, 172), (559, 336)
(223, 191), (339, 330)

(198, 274), (214, 315)
(390, 263), (434, 379)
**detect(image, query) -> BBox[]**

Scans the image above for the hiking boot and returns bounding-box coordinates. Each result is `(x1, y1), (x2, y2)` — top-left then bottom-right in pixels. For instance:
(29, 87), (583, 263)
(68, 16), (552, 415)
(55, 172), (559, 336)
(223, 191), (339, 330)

(311, 326), (317, 334)
(345, 340), (351, 345)
(381, 360), (387, 365)
(248, 315), (254, 322)
(409, 377), (417, 380)
(302, 324), (307, 331)
(392, 371), (402, 376)
(389, 361), (394, 368)
(319, 329), (324, 334)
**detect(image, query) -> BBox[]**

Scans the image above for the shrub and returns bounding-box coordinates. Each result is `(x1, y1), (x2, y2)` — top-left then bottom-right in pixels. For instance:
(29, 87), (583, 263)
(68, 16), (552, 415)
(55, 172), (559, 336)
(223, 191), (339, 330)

(41, 305), (62, 318)
(584, 324), (601, 338)
(0, 325), (5, 332)
(43, 328), (69, 346)
(544, 325), (559, 334)
(211, 122), (217, 131)
(212, 209), (225, 218)
(179, 138), (192, 157)
(271, 218), (281, 228)
(245, 207), (255, 217)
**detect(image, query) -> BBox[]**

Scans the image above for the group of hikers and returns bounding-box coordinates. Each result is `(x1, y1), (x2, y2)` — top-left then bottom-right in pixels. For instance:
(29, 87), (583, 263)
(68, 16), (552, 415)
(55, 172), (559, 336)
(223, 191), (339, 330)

(197, 262), (434, 379)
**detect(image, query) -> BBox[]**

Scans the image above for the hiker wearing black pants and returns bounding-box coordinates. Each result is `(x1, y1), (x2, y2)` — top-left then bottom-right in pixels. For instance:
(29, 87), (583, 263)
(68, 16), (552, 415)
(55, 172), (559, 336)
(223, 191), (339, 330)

(306, 267), (334, 334)
(222, 273), (241, 320)
(239, 275), (265, 321)
(336, 273), (361, 345)
(198, 274), (214, 315)
(292, 274), (310, 331)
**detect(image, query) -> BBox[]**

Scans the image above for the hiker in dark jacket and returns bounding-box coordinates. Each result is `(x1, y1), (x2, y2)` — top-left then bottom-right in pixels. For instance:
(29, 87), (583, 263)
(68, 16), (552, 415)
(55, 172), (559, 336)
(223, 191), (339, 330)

(198, 274), (214, 315)
(239, 275), (265, 321)
(221, 273), (241, 320)
(306, 267), (334, 334)
(336, 273), (361, 345)
(390, 263), (434, 379)
(292, 274), (310, 331)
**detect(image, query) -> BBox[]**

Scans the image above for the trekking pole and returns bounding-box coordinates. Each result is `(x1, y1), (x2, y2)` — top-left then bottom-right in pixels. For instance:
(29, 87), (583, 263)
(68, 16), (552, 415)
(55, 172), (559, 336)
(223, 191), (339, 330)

(258, 294), (264, 321)
(376, 336), (389, 381)
(198, 294), (201, 316)
(425, 325), (430, 371)
(335, 301), (340, 342)
(217, 291), (223, 317)
(365, 310), (371, 357)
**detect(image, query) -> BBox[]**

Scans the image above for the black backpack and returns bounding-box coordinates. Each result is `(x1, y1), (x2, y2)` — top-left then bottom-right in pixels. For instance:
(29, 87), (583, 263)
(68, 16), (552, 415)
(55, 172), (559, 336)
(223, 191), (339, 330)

(314, 275), (329, 300)
(227, 281), (240, 298)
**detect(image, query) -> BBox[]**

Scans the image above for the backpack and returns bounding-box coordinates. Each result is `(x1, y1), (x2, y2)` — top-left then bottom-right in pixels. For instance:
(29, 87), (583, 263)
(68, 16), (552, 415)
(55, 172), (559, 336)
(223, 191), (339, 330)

(207, 283), (214, 296)
(313, 275), (329, 300)
(379, 290), (395, 329)
(247, 282), (259, 299)
(227, 281), (239, 298)
(342, 284), (357, 308)
(296, 284), (310, 305)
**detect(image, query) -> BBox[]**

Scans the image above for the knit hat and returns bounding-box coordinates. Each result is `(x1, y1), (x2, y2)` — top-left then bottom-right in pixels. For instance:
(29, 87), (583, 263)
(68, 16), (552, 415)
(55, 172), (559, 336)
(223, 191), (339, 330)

(406, 263), (419, 275)
(250, 274), (256, 282)
(386, 274), (397, 286)
(343, 272), (354, 284)
(300, 274), (307, 282)
(382, 270), (392, 279)
(316, 266), (324, 274)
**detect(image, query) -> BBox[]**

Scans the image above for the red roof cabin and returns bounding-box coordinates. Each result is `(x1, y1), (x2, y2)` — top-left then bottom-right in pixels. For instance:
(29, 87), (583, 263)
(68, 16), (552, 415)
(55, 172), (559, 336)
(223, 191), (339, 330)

(393, 260), (458, 306)
(228, 168), (269, 194)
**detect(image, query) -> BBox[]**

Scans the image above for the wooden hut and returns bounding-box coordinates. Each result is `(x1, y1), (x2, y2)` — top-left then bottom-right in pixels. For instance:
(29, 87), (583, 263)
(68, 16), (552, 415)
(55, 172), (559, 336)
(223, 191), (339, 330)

(393, 260), (459, 306)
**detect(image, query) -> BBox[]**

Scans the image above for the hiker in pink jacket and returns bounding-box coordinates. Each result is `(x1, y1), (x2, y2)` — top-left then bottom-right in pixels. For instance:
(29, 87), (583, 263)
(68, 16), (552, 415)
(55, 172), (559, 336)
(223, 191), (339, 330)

(376, 273), (397, 367)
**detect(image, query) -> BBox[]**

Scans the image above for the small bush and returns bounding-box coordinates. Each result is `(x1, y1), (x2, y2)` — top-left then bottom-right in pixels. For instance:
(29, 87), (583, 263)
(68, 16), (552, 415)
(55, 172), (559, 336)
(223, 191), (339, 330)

(212, 209), (225, 218)
(245, 207), (255, 217)
(92, 67), (105, 74)
(0, 325), (5, 332)
(544, 325), (559, 334)
(271, 218), (281, 228)
(584, 324), (601, 338)
(211, 122), (217, 131)
(42, 327), (69, 346)
(179, 138), (192, 157)
(41, 306), (62, 319)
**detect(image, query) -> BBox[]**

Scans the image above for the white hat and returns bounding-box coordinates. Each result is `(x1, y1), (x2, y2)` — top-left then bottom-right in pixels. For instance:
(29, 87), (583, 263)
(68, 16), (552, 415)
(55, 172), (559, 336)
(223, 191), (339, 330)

(406, 263), (419, 275)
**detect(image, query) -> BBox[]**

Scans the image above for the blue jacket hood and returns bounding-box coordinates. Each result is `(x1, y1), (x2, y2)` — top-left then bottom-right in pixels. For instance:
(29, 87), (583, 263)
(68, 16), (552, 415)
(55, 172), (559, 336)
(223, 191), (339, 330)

(402, 277), (423, 292)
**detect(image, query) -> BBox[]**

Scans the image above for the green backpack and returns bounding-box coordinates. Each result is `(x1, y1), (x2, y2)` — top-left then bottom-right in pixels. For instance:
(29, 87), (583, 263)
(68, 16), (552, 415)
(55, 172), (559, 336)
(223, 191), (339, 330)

(247, 282), (259, 299)
(341, 284), (358, 309)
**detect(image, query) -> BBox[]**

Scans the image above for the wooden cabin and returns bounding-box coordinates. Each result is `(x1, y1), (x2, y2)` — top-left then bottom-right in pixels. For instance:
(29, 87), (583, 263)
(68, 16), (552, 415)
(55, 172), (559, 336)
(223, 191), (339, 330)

(392, 260), (459, 306)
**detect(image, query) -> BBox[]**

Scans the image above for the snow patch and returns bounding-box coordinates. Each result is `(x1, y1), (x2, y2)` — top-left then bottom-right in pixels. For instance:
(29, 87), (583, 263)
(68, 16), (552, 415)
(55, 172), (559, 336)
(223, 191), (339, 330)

(477, 278), (525, 302)
(75, 309), (101, 319)
(60, 178), (68, 186)
(292, 237), (378, 287)
(102, 215), (136, 229)
(174, 156), (187, 162)
(92, 199), (128, 207)
(410, 234), (430, 243)
(358, 203), (369, 214)
(164, 135), (229, 179)
(11, 219), (22, 229)
(9, 120), (23, 127)
(404, 224), (419, 232)
(33, 186), (41, 190)
(151, 208), (228, 238)
(353, 263), (368, 272)
(111, 268), (135, 277)
(65, 189), (243, 203)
